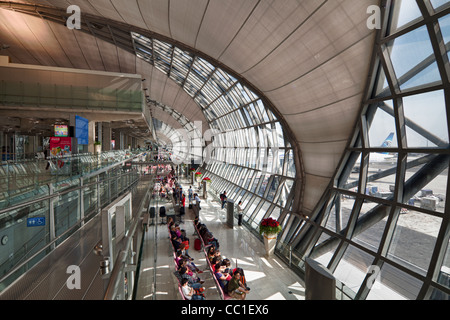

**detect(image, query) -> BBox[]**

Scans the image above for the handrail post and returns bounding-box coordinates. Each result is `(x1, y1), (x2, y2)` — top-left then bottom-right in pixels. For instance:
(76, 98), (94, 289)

(80, 178), (85, 227)
(49, 183), (56, 250)
(96, 175), (101, 214)
(289, 245), (292, 267)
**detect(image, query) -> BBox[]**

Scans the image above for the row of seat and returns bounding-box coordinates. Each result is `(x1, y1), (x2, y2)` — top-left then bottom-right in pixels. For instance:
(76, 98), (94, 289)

(168, 225), (188, 301)
(193, 220), (232, 300)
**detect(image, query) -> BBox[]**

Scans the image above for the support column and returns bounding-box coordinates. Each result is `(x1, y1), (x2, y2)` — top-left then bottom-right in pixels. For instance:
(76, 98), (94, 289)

(119, 131), (125, 150)
(102, 122), (112, 151)
(97, 122), (103, 145)
(88, 121), (96, 154)
(226, 199), (235, 228)
(69, 115), (78, 155)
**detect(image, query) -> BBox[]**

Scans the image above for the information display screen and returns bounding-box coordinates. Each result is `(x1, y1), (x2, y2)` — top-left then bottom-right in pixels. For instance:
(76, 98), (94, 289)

(54, 125), (69, 137)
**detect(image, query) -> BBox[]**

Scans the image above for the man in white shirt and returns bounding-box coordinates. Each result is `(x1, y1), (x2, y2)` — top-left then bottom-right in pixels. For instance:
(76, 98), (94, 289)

(237, 200), (243, 226)
(194, 193), (201, 210)
(181, 278), (205, 300)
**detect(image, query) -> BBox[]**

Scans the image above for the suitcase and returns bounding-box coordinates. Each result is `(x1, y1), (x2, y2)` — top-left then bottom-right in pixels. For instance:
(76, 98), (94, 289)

(194, 238), (202, 251)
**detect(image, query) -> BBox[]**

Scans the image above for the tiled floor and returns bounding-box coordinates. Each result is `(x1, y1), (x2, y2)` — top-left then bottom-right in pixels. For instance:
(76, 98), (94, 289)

(136, 177), (305, 301)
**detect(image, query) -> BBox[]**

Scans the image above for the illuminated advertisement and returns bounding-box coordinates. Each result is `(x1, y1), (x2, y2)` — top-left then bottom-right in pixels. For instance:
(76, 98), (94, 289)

(49, 137), (72, 157)
(54, 125), (69, 137)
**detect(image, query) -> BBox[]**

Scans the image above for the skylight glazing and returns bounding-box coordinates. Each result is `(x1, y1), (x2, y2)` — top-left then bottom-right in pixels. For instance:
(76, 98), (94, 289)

(131, 32), (297, 238)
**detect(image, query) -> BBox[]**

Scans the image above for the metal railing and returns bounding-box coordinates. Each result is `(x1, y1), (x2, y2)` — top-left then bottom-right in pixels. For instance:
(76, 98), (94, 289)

(0, 155), (144, 291)
(103, 178), (156, 300)
(0, 150), (146, 210)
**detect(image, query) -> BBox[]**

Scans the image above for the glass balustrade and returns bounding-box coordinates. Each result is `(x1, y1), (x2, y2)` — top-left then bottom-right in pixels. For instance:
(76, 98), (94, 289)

(0, 150), (164, 292)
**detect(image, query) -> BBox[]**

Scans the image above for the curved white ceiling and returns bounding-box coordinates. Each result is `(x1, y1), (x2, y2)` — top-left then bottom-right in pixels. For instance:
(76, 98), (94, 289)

(0, 0), (379, 215)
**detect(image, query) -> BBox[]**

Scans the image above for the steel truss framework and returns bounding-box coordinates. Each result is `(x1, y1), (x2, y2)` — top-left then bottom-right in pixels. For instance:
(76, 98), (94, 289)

(284, 0), (450, 300)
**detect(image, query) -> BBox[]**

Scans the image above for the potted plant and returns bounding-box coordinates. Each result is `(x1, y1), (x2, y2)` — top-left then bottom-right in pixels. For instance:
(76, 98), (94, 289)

(259, 217), (282, 257)
(94, 141), (102, 154)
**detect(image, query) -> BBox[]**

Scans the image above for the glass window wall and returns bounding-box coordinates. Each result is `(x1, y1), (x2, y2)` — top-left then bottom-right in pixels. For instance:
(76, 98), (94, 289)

(291, 1), (450, 300)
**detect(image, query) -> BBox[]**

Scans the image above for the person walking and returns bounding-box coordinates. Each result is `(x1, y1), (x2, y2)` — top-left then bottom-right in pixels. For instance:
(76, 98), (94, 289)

(237, 200), (243, 226)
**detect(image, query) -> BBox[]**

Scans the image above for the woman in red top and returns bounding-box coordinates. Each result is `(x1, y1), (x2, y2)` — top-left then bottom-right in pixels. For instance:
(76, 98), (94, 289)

(181, 193), (186, 208)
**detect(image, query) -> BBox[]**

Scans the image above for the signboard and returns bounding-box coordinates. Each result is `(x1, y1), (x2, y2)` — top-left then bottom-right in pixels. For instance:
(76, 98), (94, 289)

(75, 115), (89, 145)
(27, 217), (46, 227)
(49, 137), (72, 157)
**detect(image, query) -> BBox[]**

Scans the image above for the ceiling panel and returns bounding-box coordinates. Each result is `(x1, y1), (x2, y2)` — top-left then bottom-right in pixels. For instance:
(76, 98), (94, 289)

(219, 0), (321, 74)
(195, 0), (259, 59)
(135, 0), (172, 38)
(169, 0), (208, 48)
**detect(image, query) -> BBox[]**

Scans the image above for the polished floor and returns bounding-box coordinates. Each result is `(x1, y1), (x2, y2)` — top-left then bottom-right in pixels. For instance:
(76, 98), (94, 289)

(135, 177), (305, 301)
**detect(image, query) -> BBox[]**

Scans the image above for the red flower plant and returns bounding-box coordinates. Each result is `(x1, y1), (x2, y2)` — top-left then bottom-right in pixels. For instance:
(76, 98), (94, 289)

(259, 217), (282, 235)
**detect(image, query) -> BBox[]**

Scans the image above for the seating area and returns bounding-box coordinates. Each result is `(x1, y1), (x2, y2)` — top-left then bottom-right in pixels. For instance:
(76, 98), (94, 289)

(193, 218), (232, 300)
(136, 173), (300, 301)
(169, 220), (207, 301)
(168, 224), (188, 301)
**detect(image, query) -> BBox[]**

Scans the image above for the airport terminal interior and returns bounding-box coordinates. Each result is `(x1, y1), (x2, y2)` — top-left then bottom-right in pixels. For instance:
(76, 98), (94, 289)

(0, 0), (449, 301)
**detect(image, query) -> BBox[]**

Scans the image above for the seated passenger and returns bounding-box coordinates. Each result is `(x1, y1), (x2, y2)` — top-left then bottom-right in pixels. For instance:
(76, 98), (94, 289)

(172, 235), (182, 251)
(193, 216), (200, 228)
(180, 267), (204, 289)
(227, 271), (249, 300)
(174, 224), (182, 237)
(181, 278), (205, 301)
(207, 246), (216, 262)
(211, 257), (221, 272)
(204, 232), (219, 249)
(177, 259), (197, 279)
(222, 258), (232, 275)
(167, 217), (175, 229)
(233, 267), (250, 291)
(212, 249), (222, 262)
(220, 261), (232, 281)
(214, 264), (230, 293)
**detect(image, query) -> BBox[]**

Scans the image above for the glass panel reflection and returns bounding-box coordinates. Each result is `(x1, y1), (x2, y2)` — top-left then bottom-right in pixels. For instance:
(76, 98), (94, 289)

(388, 0), (422, 34)
(333, 244), (375, 296)
(387, 209), (442, 276)
(403, 90), (449, 148)
(387, 25), (441, 91)
(404, 154), (447, 213)
(366, 262), (422, 300)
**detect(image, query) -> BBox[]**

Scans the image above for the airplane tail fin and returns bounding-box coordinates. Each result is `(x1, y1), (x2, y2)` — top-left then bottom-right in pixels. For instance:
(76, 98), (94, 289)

(380, 132), (394, 154)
